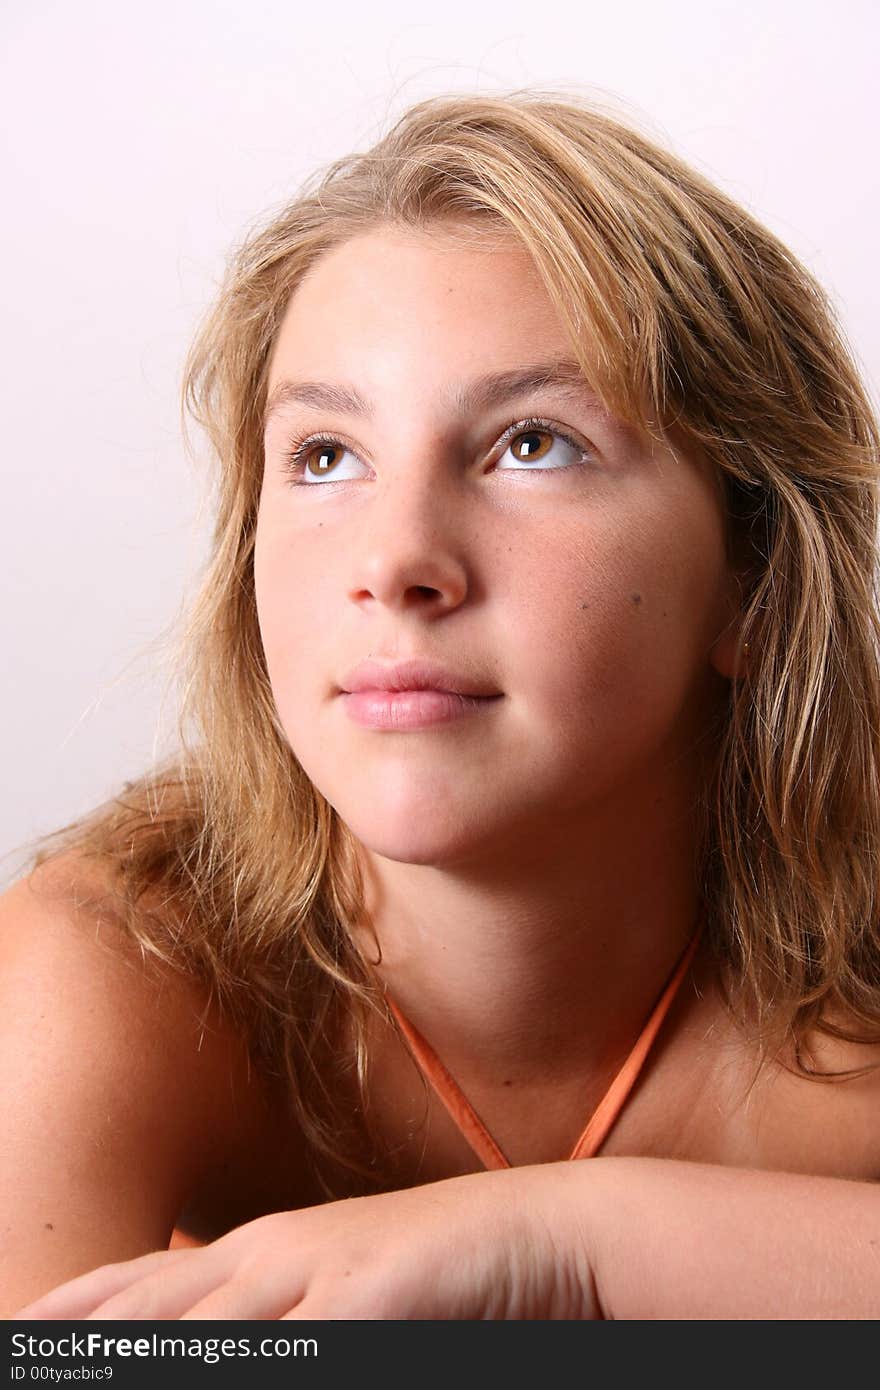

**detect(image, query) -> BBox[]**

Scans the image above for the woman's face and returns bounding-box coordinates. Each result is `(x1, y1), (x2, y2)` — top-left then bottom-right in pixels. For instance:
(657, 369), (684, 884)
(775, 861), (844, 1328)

(254, 223), (741, 867)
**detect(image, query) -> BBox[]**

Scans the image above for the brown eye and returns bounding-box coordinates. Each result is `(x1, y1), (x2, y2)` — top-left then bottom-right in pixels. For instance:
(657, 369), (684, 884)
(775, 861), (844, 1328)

(509, 428), (554, 463)
(497, 421), (593, 475)
(305, 443), (345, 477)
(282, 433), (361, 487)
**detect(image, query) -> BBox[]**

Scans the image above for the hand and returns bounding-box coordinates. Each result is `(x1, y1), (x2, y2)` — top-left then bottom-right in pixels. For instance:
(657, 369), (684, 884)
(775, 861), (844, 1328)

(13, 1167), (599, 1320)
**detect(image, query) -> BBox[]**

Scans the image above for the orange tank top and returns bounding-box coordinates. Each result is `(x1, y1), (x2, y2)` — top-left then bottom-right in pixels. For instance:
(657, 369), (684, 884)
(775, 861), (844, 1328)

(384, 923), (703, 1170)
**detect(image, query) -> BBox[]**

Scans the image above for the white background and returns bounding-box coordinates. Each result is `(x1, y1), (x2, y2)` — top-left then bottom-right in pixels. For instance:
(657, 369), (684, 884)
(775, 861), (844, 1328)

(1, 0), (878, 881)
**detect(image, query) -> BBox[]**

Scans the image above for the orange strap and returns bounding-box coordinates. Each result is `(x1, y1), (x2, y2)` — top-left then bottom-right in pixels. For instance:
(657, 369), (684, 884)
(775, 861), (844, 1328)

(387, 922), (703, 1170)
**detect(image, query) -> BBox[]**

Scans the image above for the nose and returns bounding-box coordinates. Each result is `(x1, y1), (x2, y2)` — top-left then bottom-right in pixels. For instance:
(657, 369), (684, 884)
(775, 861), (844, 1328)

(346, 470), (471, 615)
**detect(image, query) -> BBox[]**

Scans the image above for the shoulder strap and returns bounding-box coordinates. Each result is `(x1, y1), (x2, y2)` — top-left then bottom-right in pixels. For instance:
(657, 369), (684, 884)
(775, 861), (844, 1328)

(387, 917), (704, 1170)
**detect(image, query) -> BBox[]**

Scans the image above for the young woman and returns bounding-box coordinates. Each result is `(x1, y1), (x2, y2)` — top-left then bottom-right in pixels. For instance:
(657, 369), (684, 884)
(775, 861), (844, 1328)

(4, 89), (880, 1320)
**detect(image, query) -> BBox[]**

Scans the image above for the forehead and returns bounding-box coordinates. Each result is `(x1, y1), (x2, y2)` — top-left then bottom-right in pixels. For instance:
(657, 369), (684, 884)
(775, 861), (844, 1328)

(265, 229), (620, 445)
(269, 224), (568, 365)
(295, 221), (541, 286)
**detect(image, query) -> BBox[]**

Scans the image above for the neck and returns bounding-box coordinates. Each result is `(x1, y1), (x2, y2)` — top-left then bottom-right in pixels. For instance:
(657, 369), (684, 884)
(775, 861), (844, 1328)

(349, 768), (708, 1089)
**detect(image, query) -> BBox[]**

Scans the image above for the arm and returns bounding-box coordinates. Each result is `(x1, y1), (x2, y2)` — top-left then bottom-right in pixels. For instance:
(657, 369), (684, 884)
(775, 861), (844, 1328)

(541, 1155), (880, 1319)
(0, 854), (263, 1317)
(14, 1154), (880, 1319)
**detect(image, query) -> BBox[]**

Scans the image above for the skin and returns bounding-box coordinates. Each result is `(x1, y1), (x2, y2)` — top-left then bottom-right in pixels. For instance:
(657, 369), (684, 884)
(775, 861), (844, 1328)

(12, 223), (880, 1322)
(253, 222), (744, 1163)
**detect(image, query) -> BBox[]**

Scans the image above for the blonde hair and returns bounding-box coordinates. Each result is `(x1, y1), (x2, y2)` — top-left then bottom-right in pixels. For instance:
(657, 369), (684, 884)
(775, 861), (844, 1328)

(19, 88), (880, 1195)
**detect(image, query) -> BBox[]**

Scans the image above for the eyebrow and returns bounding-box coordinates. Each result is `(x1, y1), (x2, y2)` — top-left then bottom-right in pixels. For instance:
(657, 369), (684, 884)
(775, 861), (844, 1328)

(263, 360), (607, 430)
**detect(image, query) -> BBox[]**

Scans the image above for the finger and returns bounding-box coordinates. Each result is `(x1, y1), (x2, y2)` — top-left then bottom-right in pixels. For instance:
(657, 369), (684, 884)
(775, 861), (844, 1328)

(280, 1303), (314, 1321)
(179, 1281), (278, 1320)
(15, 1249), (193, 1320)
(86, 1253), (231, 1321)
(180, 1269), (308, 1321)
(280, 1297), (371, 1321)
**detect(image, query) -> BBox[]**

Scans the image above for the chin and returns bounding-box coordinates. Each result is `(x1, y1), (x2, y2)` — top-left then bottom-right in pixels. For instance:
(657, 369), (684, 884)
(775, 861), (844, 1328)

(335, 813), (482, 867)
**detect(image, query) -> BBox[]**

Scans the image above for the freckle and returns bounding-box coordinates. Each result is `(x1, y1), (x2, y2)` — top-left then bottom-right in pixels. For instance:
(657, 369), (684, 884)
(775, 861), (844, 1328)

(44, 1222), (54, 1231)
(580, 602), (589, 610)
(503, 1079), (512, 1086)
(631, 593), (642, 605)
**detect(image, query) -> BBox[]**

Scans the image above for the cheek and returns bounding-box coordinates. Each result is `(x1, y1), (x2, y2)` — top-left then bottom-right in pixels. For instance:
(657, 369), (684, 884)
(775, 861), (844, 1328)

(516, 515), (720, 743)
(253, 523), (325, 715)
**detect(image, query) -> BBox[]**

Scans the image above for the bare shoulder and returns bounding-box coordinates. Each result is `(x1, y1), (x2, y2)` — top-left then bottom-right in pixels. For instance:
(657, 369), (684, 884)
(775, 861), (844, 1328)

(0, 849), (299, 1312)
(639, 954), (880, 1182)
(725, 1000), (880, 1182)
(789, 1007), (880, 1180)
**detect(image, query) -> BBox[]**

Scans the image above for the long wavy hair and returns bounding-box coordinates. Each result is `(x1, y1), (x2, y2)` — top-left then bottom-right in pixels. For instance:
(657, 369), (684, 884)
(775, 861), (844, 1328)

(17, 88), (880, 1197)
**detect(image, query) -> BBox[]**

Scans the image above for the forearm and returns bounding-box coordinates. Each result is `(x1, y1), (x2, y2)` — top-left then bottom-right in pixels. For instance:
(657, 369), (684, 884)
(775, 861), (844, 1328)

(538, 1156), (880, 1319)
(14, 1156), (880, 1321)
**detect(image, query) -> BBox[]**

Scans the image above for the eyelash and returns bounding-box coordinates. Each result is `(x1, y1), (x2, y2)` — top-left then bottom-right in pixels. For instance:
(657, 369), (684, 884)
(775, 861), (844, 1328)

(279, 416), (595, 487)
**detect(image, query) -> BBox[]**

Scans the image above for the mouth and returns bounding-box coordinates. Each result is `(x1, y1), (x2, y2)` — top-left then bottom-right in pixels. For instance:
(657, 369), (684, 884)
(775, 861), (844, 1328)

(339, 687), (503, 731)
(339, 657), (502, 700)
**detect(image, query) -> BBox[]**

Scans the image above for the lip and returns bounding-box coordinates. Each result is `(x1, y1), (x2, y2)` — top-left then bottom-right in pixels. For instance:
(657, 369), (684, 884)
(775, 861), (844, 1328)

(339, 658), (501, 698)
(340, 688), (502, 730)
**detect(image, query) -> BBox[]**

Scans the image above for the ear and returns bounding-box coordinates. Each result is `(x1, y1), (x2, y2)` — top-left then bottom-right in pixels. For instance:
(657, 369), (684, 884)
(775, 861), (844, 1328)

(708, 568), (750, 682)
(710, 625), (749, 681)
